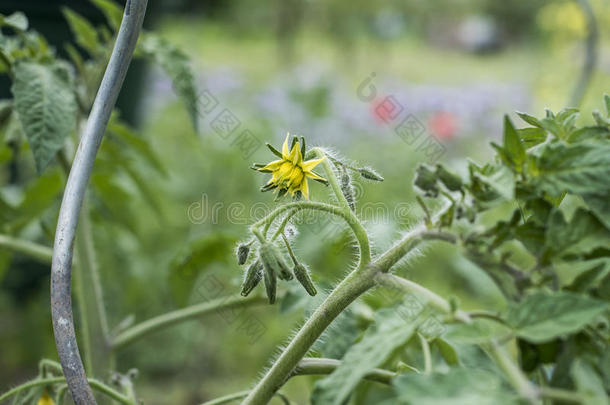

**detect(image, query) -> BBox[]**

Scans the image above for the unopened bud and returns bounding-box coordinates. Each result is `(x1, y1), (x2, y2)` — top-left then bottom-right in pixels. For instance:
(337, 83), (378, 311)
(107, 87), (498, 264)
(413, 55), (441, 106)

(259, 244), (278, 304)
(293, 263), (317, 296)
(241, 261), (263, 297)
(436, 165), (462, 192)
(359, 166), (384, 182)
(340, 170), (356, 211)
(236, 243), (250, 265)
(276, 252), (294, 281)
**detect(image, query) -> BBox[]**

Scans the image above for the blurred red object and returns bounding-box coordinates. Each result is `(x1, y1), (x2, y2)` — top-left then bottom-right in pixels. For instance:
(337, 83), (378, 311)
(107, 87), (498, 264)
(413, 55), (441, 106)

(429, 111), (458, 140)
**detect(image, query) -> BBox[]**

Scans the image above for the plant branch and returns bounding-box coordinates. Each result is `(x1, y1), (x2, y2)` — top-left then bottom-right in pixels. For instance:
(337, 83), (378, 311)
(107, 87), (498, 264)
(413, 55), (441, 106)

(50, 1), (148, 403)
(313, 147), (371, 265)
(0, 234), (53, 264)
(484, 341), (538, 404)
(375, 273), (471, 323)
(0, 377), (135, 405)
(112, 294), (268, 350)
(241, 270), (376, 405)
(292, 357), (396, 385)
(539, 387), (588, 404)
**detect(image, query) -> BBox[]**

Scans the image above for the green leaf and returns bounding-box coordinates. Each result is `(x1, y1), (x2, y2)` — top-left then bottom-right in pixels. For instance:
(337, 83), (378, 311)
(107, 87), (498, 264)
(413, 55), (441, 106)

(90, 0), (123, 31)
(567, 126), (610, 143)
(11, 61), (77, 172)
(168, 234), (236, 307)
(532, 141), (610, 228)
(516, 111), (542, 128)
(414, 164), (438, 197)
(545, 208), (610, 258)
(517, 127), (547, 149)
(0, 12), (28, 31)
(311, 306), (422, 405)
(500, 115), (525, 173)
(571, 359), (609, 405)
(62, 8), (101, 55)
(140, 34), (199, 132)
(390, 368), (517, 405)
(433, 338), (459, 366)
(604, 94), (610, 117)
(506, 291), (609, 343)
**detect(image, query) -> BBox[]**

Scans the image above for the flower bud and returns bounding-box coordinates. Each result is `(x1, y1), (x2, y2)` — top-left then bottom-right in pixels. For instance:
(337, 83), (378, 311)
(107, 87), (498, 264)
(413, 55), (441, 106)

(358, 166), (384, 182)
(241, 261), (263, 297)
(340, 170), (356, 212)
(236, 243), (250, 265)
(435, 164), (462, 192)
(259, 244), (278, 304)
(293, 263), (317, 296)
(276, 252), (294, 281)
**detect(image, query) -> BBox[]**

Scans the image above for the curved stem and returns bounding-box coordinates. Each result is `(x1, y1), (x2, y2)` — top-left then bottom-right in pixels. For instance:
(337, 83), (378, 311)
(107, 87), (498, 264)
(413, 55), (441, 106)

(313, 148), (371, 265)
(569, 0), (598, 107)
(207, 357), (394, 405)
(112, 294), (268, 350)
(484, 341), (538, 404)
(539, 387), (587, 404)
(200, 391), (290, 405)
(292, 357), (395, 385)
(375, 273), (471, 323)
(271, 209), (298, 241)
(0, 234), (53, 264)
(417, 333), (432, 374)
(50, 1), (147, 403)
(0, 377), (134, 405)
(241, 271), (376, 405)
(373, 227), (457, 273)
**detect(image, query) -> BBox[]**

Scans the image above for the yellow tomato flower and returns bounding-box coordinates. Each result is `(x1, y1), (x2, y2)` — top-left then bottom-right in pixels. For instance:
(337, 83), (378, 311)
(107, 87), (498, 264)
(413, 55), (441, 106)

(256, 134), (326, 199)
(37, 392), (55, 405)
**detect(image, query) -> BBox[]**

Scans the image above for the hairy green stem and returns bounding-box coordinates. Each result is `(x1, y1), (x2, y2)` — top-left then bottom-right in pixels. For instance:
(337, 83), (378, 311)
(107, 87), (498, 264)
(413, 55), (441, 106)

(375, 273), (471, 323)
(200, 391), (290, 405)
(292, 357), (395, 385)
(112, 294), (268, 350)
(313, 148), (371, 265)
(241, 271), (376, 405)
(0, 377), (135, 405)
(485, 341), (538, 404)
(0, 234), (53, 264)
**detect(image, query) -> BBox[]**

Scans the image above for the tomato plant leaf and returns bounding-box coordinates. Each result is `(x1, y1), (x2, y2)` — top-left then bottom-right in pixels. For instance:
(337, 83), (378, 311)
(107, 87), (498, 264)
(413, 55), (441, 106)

(506, 291), (609, 343)
(139, 34), (199, 132)
(11, 61), (77, 173)
(389, 368), (517, 405)
(311, 307), (422, 405)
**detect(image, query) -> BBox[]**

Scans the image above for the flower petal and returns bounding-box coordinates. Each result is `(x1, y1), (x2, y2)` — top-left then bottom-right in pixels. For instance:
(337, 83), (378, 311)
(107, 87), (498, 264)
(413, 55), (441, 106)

(305, 170), (326, 182)
(281, 133), (291, 157)
(301, 178), (310, 199)
(258, 159), (283, 172)
(301, 157), (325, 172)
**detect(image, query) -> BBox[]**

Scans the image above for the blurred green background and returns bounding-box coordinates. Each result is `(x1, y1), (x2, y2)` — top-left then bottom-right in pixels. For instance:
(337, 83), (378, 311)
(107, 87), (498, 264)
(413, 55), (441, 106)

(1, 0), (610, 403)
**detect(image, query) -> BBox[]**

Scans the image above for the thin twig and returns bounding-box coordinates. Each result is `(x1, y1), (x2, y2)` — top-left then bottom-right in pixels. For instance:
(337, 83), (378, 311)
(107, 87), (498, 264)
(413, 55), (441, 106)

(50, 1), (148, 403)
(111, 294), (269, 350)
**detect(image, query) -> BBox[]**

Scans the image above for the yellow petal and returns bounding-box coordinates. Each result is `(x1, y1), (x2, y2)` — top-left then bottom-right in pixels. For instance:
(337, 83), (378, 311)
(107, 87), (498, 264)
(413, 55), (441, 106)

(258, 159), (283, 172)
(301, 157), (325, 172)
(305, 170), (326, 182)
(281, 133), (291, 157)
(37, 393), (55, 405)
(288, 143), (302, 166)
(301, 178), (310, 199)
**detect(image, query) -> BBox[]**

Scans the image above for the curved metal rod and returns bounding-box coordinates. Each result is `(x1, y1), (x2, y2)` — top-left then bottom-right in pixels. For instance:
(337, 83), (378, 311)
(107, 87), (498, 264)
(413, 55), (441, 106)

(51, 1), (148, 403)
